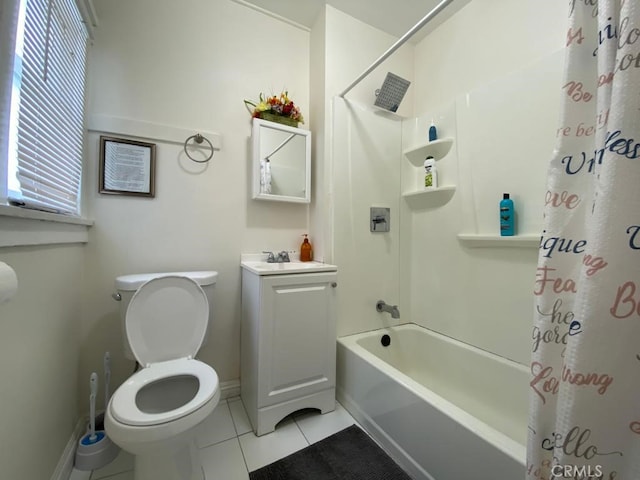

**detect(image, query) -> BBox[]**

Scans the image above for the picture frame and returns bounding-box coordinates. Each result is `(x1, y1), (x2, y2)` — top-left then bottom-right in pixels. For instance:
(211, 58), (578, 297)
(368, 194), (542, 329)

(99, 136), (156, 197)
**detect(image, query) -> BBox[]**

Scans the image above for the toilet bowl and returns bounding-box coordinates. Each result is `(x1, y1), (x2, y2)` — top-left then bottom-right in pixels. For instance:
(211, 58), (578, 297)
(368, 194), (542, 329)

(105, 273), (220, 480)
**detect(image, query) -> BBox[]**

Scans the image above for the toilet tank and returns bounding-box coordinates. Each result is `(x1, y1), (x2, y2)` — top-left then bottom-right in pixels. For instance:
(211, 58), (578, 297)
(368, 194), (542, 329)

(114, 271), (218, 361)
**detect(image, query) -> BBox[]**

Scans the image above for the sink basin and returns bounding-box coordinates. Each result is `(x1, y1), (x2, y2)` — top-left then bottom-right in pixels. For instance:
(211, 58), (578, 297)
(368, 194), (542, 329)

(241, 260), (337, 276)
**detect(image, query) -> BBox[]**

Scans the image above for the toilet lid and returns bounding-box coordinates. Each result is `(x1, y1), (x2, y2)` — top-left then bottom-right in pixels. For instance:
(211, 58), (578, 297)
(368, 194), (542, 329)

(126, 276), (209, 365)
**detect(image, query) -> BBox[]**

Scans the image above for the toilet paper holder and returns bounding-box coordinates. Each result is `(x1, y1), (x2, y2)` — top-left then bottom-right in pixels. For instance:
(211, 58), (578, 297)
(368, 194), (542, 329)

(0, 261), (18, 304)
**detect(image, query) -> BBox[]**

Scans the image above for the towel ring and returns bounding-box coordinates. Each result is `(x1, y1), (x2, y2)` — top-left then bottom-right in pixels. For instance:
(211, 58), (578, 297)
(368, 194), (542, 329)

(184, 133), (214, 163)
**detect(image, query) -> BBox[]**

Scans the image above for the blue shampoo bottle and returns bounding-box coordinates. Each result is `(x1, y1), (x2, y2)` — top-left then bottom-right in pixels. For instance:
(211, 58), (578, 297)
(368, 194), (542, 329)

(428, 120), (437, 142)
(500, 193), (515, 236)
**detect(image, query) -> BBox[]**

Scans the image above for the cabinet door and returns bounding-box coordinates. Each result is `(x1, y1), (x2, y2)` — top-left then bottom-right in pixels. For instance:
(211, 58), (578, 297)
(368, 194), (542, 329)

(258, 272), (337, 408)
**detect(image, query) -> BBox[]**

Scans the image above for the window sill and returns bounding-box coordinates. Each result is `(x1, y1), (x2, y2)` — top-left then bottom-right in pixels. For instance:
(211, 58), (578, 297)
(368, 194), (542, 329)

(0, 204), (93, 247)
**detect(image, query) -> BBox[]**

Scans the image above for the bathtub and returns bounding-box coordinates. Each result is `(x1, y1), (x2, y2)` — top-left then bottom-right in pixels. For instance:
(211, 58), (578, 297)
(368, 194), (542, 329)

(336, 323), (527, 480)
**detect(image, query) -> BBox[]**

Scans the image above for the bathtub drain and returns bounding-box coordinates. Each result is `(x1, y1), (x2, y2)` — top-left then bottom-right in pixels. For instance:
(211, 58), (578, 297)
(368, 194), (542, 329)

(381, 334), (391, 347)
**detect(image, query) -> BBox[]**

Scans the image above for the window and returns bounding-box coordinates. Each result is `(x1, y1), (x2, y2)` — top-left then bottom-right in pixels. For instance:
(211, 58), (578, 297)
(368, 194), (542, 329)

(3, 0), (91, 216)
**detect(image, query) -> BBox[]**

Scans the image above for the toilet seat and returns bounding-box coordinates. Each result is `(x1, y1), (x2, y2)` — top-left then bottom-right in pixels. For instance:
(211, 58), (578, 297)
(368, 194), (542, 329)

(110, 357), (219, 426)
(126, 276), (209, 366)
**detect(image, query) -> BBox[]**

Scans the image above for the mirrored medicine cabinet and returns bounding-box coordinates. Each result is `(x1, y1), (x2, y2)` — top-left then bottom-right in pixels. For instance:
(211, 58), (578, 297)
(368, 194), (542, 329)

(252, 118), (311, 204)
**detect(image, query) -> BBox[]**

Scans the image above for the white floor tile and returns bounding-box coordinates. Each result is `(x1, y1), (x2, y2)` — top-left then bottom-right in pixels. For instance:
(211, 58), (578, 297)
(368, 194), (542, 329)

(196, 400), (237, 448)
(238, 419), (309, 472)
(79, 401), (358, 480)
(228, 397), (253, 436)
(294, 402), (357, 444)
(68, 468), (91, 480)
(89, 449), (134, 479)
(200, 437), (249, 480)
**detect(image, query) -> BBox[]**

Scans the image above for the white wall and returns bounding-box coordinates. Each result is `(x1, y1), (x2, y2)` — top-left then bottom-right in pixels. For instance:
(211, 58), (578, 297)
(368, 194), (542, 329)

(0, 246), (84, 479)
(81, 0), (311, 407)
(319, 6), (414, 336)
(309, 8), (328, 263)
(404, 0), (569, 364)
(323, 6), (414, 120)
(413, 0), (568, 113)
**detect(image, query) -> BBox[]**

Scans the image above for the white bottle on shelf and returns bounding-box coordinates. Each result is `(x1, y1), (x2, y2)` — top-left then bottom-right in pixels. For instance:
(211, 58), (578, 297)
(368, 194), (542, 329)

(424, 157), (437, 188)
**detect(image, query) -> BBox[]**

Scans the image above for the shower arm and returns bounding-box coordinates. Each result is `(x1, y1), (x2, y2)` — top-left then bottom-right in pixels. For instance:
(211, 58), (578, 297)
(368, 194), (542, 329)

(338, 0), (455, 99)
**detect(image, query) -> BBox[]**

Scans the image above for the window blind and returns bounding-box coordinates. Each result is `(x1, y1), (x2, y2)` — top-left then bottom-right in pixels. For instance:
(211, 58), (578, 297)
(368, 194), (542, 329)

(14, 0), (88, 215)
(0, 0), (21, 199)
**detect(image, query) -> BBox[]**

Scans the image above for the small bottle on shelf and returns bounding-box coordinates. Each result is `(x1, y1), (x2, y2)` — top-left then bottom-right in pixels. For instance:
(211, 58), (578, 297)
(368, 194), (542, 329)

(424, 157), (437, 188)
(500, 193), (515, 236)
(428, 120), (438, 142)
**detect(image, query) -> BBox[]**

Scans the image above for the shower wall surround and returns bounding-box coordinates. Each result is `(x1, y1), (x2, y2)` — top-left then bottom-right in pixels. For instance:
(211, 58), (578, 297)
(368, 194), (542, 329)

(454, 51), (565, 237)
(331, 51), (565, 365)
(332, 97), (403, 337)
(404, 0), (570, 365)
(325, 1), (569, 366)
(413, 0), (569, 114)
(312, 6), (414, 337)
(403, 52), (564, 365)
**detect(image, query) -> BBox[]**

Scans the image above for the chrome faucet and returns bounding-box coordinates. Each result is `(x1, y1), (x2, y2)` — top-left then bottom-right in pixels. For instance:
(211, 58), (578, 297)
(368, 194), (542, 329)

(376, 300), (400, 319)
(263, 251), (290, 263)
(277, 251), (290, 263)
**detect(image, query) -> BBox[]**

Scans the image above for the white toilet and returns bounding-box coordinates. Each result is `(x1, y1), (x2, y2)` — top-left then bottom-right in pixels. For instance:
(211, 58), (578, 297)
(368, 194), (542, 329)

(105, 271), (220, 480)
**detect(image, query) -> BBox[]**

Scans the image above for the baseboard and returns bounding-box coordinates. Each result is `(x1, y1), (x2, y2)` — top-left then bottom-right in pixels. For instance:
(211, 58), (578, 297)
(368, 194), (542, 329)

(50, 418), (86, 480)
(220, 378), (240, 400)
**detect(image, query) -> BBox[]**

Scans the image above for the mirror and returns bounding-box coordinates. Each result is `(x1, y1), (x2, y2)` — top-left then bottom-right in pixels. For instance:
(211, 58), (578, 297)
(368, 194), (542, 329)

(252, 118), (311, 203)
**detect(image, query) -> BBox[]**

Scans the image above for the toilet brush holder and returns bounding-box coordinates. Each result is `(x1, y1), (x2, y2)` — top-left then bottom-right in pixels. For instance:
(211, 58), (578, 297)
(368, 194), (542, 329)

(74, 430), (120, 471)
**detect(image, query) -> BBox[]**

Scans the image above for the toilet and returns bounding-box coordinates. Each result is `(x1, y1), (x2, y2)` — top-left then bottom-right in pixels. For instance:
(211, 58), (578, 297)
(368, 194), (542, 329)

(105, 271), (220, 480)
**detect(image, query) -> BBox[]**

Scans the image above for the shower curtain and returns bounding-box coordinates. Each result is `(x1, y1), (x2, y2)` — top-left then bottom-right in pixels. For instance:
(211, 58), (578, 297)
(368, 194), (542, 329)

(528, 2), (640, 479)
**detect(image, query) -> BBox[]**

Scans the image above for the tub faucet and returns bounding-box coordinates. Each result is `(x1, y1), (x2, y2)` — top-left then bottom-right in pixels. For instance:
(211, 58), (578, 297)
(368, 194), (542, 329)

(376, 300), (400, 319)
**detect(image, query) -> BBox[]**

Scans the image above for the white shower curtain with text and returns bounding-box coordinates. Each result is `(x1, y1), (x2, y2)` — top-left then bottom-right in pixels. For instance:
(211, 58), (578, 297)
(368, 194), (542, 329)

(528, 1), (640, 479)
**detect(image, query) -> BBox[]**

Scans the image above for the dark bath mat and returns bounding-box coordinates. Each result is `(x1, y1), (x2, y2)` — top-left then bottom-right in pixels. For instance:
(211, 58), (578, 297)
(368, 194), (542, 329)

(249, 424), (412, 480)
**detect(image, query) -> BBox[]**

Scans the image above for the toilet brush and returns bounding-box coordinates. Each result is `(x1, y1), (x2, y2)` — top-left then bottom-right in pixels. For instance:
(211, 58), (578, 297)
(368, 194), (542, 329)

(95, 351), (110, 431)
(74, 372), (119, 470)
(87, 372), (100, 444)
(104, 351), (111, 409)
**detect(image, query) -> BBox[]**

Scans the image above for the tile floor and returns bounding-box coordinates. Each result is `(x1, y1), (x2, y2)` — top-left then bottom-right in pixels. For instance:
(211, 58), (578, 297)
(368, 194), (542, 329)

(69, 397), (358, 480)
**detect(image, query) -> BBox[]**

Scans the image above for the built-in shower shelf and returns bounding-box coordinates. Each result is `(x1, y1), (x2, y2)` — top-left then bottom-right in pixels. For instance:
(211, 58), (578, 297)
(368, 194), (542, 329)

(403, 138), (454, 166)
(456, 234), (540, 248)
(402, 185), (456, 199)
(402, 185), (456, 208)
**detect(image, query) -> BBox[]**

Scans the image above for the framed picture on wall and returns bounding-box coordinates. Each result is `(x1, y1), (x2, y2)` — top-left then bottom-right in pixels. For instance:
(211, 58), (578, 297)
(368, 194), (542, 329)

(99, 136), (156, 197)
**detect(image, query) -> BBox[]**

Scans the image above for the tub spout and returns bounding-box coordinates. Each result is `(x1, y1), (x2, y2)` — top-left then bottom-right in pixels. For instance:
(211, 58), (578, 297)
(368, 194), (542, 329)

(376, 300), (400, 319)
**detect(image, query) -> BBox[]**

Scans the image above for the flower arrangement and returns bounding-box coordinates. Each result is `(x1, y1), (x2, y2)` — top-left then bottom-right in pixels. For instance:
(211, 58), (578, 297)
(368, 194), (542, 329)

(244, 91), (304, 127)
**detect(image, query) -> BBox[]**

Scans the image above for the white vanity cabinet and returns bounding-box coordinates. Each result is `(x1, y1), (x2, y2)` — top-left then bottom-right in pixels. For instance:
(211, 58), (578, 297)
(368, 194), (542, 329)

(240, 264), (338, 436)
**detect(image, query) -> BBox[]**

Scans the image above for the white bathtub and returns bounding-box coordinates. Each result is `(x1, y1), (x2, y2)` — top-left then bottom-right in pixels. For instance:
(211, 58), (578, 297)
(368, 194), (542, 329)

(336, 323), (527, 480)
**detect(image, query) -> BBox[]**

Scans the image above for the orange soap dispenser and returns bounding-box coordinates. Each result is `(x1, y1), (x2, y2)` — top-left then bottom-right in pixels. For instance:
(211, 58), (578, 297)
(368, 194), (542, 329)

(300, 234), (313, 262)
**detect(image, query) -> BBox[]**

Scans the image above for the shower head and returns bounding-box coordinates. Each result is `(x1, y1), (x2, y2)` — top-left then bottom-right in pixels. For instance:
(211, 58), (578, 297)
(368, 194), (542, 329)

(374, 72), (411, 113)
